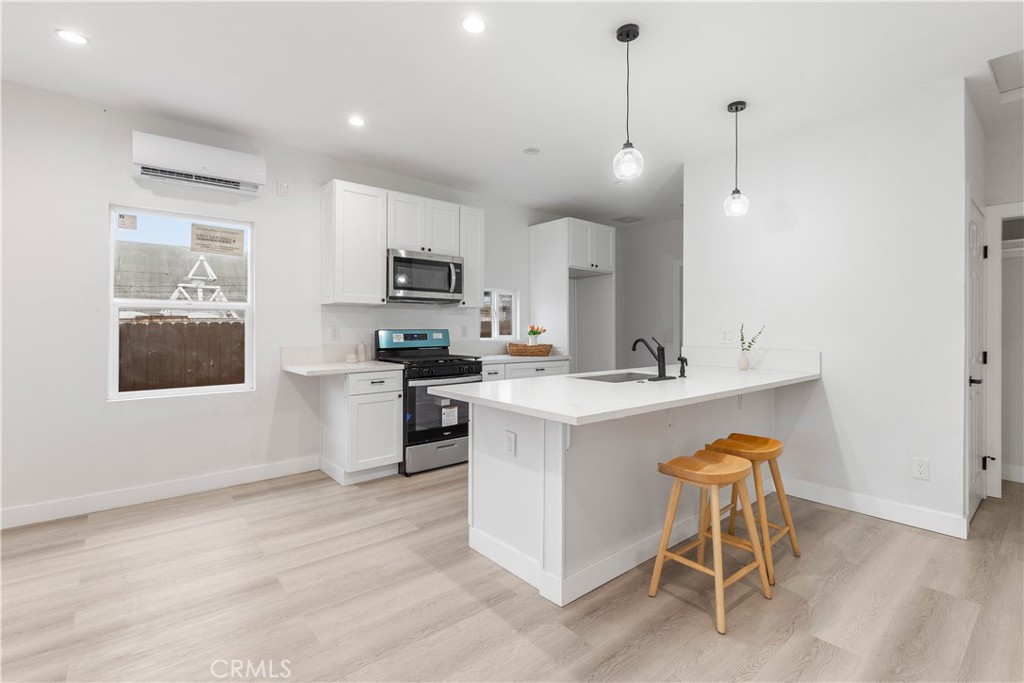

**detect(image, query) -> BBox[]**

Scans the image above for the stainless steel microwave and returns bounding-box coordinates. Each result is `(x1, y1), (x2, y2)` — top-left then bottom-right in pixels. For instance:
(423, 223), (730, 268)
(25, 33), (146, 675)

(387, 249), (464, 304)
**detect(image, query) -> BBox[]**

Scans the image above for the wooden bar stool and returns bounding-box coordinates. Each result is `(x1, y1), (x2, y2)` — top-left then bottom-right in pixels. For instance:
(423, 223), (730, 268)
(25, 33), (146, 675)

(707, 433), (800, 586)
(648, 449), (771, 634)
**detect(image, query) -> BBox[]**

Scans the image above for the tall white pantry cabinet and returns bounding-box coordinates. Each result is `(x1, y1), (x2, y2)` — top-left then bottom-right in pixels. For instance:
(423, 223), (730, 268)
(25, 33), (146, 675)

(530, 218), (616, 374)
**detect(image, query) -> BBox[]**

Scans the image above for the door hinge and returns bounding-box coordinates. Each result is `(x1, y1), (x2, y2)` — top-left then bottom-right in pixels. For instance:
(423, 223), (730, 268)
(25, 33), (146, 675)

(982, 351), (988, 364)
(982, 456), (996, 470)
(983, 245), (989, 259)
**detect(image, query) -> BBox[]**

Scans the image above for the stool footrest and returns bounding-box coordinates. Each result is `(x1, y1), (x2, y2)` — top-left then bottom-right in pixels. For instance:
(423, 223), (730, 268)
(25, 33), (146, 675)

(662, 550), (716, 577)
(722, 560), (763, 589)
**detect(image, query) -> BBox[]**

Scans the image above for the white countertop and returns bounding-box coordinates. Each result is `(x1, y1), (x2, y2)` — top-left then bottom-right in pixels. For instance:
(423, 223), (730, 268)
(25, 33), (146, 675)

(428, 364), (820, 426)
(282, 360), (399, 377)
(480, 354), (571, 364)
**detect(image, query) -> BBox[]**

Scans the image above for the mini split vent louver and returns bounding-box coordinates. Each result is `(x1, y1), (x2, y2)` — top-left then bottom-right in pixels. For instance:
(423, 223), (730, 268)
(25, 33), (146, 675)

(132, 131), (267, 195)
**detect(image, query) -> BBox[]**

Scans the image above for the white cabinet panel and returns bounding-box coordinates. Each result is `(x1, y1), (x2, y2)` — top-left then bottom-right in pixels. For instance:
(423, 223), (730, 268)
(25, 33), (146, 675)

(427, 199), (461, 256)
(459, 206), (485, 309)
(590, 223), (615, 272)
(348, 370), (402, 395)
(346, 391), (403, 471)
(482, 363), (506, 381)
(387, 191), (427, 252)
(506, 360), (570, 379)
(568, 219), (591, 269)
(322, 180), (388, 305)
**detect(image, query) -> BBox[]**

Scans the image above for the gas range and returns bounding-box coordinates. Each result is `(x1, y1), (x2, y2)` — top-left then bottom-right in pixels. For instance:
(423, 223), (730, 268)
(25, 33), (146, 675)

(374, 329), (482, 476)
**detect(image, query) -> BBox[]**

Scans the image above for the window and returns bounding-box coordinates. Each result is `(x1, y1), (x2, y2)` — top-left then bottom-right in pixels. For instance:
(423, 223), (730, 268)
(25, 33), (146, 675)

(110, 206), (253, 399)
(480, 289), (518, 339)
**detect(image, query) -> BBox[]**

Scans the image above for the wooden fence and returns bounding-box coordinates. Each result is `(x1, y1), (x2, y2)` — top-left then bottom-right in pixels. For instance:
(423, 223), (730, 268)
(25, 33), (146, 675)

(119, 320), (245, 392)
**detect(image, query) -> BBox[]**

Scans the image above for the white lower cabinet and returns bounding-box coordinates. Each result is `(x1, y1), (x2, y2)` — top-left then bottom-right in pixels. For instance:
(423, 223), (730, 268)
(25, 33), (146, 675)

(506, 360), (571, 379)
(482, 363), (506, 382)
(322, 370), (403, 485)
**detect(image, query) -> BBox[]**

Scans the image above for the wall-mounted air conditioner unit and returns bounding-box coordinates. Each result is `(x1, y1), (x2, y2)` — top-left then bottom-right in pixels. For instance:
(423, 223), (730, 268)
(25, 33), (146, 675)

(132, 131), (267, 195)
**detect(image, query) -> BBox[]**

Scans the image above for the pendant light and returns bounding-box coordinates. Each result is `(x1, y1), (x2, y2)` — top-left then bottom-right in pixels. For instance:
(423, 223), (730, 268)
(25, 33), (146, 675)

(612, 24), (644, 180)
(723, 100), (749, 217)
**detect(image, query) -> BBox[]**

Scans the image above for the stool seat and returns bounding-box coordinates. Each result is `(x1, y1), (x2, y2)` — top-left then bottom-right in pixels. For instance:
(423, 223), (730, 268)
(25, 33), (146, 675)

(658, 450), (752, 485)
(708, 434), (783, 461)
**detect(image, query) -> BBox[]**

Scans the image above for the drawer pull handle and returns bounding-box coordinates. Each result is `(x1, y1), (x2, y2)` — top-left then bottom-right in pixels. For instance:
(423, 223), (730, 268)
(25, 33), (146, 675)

(535, 368), (546, 372)
(370, 380), (386, 385)
(487, 371), (499, 375)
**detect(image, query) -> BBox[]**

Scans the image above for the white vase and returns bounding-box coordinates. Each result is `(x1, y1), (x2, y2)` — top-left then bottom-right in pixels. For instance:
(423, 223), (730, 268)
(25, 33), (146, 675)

(738, 351), (750, 371)
(527, 335), (537, 346)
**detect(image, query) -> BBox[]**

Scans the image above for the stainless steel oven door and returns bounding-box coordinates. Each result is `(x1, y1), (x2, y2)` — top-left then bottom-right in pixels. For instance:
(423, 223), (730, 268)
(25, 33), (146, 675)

(404, 374), (480, 447)
(388, 249), (464, 303)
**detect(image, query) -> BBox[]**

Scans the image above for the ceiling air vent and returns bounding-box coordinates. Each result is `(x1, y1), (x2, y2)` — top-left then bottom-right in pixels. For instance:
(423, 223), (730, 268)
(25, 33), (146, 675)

(613, 215), (645, 225)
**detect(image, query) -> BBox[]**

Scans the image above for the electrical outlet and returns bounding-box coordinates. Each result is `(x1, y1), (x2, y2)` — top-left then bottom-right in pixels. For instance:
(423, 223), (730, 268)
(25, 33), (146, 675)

(721, 328), (735, 345)
(328, 326), (341, 343)
(912, 458), (930, 480)
(504, 430), (517, 458)
(461, 325), (469, 338)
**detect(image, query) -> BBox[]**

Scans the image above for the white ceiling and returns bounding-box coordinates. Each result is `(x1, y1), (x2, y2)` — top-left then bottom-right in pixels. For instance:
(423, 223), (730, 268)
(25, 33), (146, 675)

(3, 2), (1022, 226)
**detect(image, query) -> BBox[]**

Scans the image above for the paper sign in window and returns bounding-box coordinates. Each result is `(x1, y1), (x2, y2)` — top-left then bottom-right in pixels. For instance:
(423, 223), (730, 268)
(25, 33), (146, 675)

(441, 405), (458, 427)
(191, 224), (245, 257)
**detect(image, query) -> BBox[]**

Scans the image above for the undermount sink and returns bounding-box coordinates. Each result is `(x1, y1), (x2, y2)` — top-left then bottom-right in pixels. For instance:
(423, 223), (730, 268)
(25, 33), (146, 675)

(576, 372), (657, 383)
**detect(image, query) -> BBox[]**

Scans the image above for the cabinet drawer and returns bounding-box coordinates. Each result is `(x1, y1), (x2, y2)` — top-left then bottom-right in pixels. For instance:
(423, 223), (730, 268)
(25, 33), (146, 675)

(482, 364), (506, 382)
(506, 361), (570, 379)
(347, 371), (403, 395)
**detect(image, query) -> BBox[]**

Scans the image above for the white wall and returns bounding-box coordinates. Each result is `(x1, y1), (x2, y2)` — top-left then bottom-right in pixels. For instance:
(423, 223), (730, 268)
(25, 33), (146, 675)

(1003, 247), (1024, 482)
(986, 119), (1024, 206)
(615, 218), (683, 369)
(1, 82), (544, 525)
(683, 78), (968, 533)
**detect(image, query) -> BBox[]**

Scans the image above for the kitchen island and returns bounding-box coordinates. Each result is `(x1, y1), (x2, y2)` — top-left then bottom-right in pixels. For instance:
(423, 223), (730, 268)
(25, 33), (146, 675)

(429, 347), (820, 606)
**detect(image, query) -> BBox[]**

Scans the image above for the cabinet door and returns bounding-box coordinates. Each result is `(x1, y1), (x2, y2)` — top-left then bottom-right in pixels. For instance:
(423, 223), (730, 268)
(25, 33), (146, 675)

(590, 223), (615, 272)
(346, 391), (403, 471)
(568, 219), (591, 269)
(459, 206), (485, 308)
(387, 192), (427, 252)
(427, 199), (461, 256)
(322, 180), (387, 305)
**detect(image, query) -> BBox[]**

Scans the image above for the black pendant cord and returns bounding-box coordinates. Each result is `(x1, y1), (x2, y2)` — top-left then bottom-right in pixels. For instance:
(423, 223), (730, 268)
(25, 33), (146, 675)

(733, 109), (739, 191)
(625, 40), (631, 143)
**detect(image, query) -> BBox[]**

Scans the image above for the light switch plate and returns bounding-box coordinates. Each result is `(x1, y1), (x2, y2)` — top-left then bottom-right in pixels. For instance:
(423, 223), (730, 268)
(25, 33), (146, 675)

(721, 328), (735, 345)
(504, 430), (517, 458)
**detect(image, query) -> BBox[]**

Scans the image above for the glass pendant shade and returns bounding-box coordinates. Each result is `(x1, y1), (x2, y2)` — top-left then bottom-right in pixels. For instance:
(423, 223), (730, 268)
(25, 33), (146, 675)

(613, 142), (644, 180)
(723, 189), (749, 217)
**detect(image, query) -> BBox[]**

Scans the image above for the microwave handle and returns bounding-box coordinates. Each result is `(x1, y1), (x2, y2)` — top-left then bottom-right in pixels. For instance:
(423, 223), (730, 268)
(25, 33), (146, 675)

(449, 262), (457, 293)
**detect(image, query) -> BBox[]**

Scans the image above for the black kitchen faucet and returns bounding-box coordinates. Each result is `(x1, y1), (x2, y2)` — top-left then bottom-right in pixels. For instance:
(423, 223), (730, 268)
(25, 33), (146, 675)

(632, 337), (675, 381)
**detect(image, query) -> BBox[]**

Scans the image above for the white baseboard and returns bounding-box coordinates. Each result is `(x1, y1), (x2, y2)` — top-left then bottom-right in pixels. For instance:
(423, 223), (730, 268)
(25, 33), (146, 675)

(469, 527), (541, 588)
(319, 458), (398, 486)
(784, 477), (968, 539)
(1002, 464), (1024, 484)
(2, 455), (321, 529)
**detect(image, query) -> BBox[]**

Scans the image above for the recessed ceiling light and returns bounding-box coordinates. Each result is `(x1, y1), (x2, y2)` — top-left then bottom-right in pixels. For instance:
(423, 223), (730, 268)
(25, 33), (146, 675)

(462, 16), (486, 34)
(55, 29), (89, 45)
(522, 147), (540, 155)
(348, 115), (365, 127)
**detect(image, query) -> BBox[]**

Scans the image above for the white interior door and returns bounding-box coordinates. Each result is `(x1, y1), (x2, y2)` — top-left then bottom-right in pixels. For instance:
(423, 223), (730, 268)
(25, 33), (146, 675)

(967, 201), (987, 521)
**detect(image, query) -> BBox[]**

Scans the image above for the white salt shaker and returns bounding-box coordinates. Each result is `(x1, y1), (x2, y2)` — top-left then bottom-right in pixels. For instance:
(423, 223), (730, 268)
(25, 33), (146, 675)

(356, 342), (367, 362)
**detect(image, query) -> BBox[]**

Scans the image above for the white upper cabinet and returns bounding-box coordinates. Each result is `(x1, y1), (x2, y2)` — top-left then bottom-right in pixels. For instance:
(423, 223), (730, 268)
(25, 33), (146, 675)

(567, 218), (615, 272)
(387, 192), (427, 253)
(426, 199), (461, 256)
(459, 206), (485, 309)
(322, 180), (388, 305)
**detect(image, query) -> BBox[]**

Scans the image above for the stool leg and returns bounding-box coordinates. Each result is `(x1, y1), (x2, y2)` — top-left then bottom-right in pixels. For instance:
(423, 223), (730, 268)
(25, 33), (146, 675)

(769, 458), (801, 557)
(737, 483), (772, 600)
(751, 462), (775, 586)
(697, 486), (709, 565)
(727, 484), (739, 535)
(709, 484), (726, 634)
(649, 479), (683, 597)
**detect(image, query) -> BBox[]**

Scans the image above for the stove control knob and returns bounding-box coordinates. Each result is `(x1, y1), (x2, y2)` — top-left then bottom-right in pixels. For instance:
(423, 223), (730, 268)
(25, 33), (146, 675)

(423, 368), (433, 377)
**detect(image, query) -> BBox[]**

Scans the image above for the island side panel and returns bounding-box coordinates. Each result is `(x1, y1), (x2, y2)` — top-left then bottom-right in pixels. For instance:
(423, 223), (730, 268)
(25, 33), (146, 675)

(560, 392), (774, 602)
(468, 404), (548, 587)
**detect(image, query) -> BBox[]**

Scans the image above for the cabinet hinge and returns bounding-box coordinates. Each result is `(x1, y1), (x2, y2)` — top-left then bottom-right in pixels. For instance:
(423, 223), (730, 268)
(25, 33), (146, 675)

(982, 351), (988, 364)
(983, 245), (989, 259)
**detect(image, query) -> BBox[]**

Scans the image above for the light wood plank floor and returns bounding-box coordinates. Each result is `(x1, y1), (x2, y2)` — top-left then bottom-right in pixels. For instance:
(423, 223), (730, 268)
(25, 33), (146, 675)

(3, 468), (1021, 682)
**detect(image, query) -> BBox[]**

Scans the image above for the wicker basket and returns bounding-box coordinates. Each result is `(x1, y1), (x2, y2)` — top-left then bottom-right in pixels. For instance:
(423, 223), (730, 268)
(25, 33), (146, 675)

(506, 342), (553, 357)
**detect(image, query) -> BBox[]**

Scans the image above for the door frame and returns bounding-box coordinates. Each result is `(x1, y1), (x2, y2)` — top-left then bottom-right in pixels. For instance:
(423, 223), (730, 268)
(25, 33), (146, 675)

(985, 201), (1024, 498)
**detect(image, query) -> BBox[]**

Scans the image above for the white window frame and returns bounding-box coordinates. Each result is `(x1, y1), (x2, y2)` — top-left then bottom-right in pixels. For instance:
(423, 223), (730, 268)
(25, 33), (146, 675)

(481, 288), (519, 340)
(108, 205), (255, 400)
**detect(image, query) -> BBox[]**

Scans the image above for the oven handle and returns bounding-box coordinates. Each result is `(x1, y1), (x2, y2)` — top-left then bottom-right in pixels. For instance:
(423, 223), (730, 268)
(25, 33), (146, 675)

(449, 263), (457, 293)
(407, 375), (483, 387)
